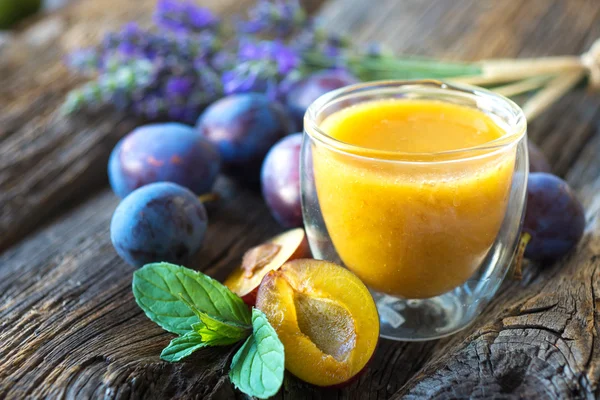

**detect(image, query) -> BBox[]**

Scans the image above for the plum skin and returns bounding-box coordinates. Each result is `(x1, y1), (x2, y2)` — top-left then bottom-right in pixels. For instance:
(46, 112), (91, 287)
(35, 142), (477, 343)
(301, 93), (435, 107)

(196, 93), (292, 175)
(108, 123), (220, 198)
(110, 182), (208, 267)
(523, 173), (585, 262)
(261, 133), (303, 228)
(285, 69), (359, 129)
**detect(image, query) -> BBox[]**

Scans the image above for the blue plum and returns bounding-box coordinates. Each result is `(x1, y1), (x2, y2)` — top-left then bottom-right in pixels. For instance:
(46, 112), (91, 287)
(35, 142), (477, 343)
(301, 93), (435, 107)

(196, 93), (293, 179)
(261, 133), (303, 228)
(110, 182), (208, 267)
(285, 69), (358, 129)
(108, 123), (220, 198)
(523, 173), (585, 262)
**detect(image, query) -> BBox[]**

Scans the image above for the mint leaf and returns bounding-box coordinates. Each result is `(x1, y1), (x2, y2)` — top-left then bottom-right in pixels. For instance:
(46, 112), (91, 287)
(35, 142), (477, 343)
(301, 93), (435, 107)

(132, 262), (251, 335)
(160, 331), (207, 362)
(230, 308), (285, 399)
(177, 293), (252, 345)
(192, 313), (251, 345)
(160, 311), (250, 362)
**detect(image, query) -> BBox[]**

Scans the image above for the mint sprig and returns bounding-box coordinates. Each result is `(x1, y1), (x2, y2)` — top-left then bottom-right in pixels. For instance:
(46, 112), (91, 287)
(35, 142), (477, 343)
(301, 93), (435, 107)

(132, 262), (285, 399)
(230, 308), (285, 400)
(132, 262), (251, 334)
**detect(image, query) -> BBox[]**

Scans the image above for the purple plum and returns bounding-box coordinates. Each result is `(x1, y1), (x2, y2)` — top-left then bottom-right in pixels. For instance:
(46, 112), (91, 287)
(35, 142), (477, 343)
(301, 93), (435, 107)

(108, 123), (220, 198)
(285, 69), (358, 129)
(523, 173), (585, 262)
(196, 93), (293, 181)
(261, 133), (303, 228)
(110, 182), (208, 267)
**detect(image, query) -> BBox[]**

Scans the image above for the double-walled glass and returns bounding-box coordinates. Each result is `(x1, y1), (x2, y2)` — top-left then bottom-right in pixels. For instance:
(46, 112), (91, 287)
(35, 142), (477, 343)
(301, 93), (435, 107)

(301, 80), (527, 341)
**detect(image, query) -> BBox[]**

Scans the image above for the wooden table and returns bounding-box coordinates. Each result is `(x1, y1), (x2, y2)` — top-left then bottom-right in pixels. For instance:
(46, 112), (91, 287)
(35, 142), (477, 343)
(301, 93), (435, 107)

(1, 0), (599, 398)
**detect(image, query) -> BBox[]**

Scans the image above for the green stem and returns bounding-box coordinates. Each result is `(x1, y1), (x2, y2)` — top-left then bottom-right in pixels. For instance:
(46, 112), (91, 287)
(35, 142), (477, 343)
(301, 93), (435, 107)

(301, 52), (483, 81)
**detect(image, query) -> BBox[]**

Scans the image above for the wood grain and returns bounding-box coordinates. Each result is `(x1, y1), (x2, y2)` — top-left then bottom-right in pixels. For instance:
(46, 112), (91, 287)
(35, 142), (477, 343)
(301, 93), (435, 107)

(0, 177), (278, 399)
(1, 0), (600, 399)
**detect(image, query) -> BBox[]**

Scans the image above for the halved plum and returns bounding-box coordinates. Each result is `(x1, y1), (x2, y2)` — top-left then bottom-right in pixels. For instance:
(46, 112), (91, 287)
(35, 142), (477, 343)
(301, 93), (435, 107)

(224, 228), (310, 305)
(256, 259), (379, 387)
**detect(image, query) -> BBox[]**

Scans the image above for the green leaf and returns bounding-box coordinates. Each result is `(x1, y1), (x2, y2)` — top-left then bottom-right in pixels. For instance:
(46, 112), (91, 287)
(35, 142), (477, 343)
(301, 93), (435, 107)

(160, 331), (208, 362)
(229, 309), (285, 399)
(132, 262), (251, 335)
(178, 293), (252, 345)
(192, 313), (251, 346)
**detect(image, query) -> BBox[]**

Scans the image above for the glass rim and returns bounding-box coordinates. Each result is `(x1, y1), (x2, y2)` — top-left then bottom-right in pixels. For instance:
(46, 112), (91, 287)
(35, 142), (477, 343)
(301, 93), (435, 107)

(304, 79), (527, 164)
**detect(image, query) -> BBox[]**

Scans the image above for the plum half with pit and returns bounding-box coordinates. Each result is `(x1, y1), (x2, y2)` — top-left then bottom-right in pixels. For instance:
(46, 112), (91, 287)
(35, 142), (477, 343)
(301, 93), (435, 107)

(224, 228), (310, 305)
(256, 259), (379, 387)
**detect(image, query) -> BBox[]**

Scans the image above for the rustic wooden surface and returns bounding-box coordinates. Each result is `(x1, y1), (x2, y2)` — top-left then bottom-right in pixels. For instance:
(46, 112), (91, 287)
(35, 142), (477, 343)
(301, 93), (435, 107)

(1, 0), (599, 399)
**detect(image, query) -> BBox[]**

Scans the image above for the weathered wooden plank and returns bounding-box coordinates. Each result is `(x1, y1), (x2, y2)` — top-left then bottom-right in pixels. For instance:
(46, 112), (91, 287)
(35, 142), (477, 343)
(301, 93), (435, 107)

(0, 177), (279, 399)
(1, 0), (600, 399)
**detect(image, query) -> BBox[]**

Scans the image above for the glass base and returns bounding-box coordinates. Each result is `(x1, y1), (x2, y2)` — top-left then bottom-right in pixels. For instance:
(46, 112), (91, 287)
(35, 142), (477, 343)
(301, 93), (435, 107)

(372, 289), (479, 341)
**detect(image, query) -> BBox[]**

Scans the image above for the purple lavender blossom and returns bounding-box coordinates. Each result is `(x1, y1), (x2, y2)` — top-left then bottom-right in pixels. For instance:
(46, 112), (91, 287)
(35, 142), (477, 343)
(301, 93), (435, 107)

(165, 76), (195, 99)
(238, 0), (306, 38)
(101, 23), (220, 65)
(292, 21), (350, 60)
(64, 55), (222, 123)
(138, 59), (222, 123)
(132, 95), (167, 120)
(209, 50), (236, 71)
(222, 40), (300, 100)
(238, 40), (299, 75)
(65, 48), (101, 75)
(222, 66), (279, 100)
(154, 0), (220, 33)
(63, 0), (339, 123)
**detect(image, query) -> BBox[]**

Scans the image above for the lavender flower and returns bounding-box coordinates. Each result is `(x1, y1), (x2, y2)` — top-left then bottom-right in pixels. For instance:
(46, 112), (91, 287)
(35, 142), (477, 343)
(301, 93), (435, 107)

(62, 59), (154, 114)
(63, 57), (222, 123)
(65, 48), (102, 75)
(101, 23), (220, 65)
(222, 65), (279, 99)
(63, 0), (345, 123)
(138, 59), (222, 123)
(292, 22), (350, 59)
(209, 50), (237, 72)
(222, 40), (300, 99)
(154, 0), (220, 33)
(238, 40), (299, 75)
(239, 0), (306, 38)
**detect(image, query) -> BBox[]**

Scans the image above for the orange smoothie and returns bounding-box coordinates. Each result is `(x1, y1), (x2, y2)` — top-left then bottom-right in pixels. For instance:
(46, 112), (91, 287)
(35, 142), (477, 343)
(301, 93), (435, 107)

(312, 99), (516, 299)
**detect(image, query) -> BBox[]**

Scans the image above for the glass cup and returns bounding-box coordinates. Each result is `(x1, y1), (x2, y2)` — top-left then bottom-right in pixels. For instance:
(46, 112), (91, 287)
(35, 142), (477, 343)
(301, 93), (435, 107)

(301, 80), (527, 341)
